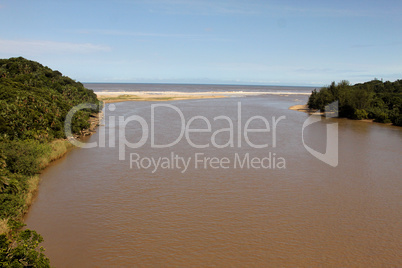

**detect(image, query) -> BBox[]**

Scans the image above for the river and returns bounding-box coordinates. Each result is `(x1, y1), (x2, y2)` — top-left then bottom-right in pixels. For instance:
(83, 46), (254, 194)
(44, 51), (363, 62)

(25, 92), (402, 267)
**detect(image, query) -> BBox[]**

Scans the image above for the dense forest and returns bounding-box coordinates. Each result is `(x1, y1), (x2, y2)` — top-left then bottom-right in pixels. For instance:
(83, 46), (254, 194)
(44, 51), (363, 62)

(307, 79), (402, 126)
(0, 57), (101, 266)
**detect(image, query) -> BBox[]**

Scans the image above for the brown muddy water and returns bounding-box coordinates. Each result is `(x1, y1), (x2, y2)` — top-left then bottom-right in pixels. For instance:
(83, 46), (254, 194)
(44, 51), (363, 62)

(25, 95), (402, 267)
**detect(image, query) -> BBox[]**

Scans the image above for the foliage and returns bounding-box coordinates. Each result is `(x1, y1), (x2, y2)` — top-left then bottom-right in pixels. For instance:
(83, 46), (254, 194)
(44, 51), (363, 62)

(0, 140), (51, 176)
(0, 149), (29, 220)
(0, 57), (102, 266)
(0, 57), (101, 140)
(0, 229), (50, 267)
(307, 79), (402, 126)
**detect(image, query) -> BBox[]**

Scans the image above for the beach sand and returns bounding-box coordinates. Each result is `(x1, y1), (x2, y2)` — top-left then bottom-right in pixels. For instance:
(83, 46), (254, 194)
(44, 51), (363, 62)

(288, 104), (325, 115)
(96, 91), (311, 103)
(289, 104), (310, 112)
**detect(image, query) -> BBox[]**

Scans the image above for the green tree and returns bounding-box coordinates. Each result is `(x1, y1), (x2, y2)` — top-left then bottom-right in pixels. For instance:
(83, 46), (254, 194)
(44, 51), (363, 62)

(307, 79), (401, 126)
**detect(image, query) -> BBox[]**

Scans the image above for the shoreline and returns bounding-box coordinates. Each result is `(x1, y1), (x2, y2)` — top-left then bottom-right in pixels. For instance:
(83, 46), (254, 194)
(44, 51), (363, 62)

(27, 111), (103, 208)
(1, 140), (75, 235)
(0, 112), (103, 235)
(288, 104), (387, 125)
(96, 91), (311, 103)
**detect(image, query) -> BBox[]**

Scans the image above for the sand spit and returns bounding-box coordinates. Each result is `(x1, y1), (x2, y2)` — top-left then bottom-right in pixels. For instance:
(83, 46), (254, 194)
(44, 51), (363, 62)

(96, 91), (311, 103)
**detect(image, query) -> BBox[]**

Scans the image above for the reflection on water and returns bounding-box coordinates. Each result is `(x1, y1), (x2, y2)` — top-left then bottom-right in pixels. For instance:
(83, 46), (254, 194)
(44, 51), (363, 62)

(25, 95), (402, 267)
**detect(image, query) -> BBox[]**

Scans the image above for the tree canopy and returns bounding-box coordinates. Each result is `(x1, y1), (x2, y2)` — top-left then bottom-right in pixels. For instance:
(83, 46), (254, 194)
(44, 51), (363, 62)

(307, 79), (402, 126)
(0, 57), (101, 140)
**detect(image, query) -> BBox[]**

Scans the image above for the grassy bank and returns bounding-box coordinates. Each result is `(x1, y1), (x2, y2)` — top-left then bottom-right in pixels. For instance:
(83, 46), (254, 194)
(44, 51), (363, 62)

(0, 139), (75, 266)
(0, 140), (73, 235)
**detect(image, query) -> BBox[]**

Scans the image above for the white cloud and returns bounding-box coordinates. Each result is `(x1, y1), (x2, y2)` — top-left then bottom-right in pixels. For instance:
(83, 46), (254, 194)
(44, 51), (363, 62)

(0, 39), (110, 56)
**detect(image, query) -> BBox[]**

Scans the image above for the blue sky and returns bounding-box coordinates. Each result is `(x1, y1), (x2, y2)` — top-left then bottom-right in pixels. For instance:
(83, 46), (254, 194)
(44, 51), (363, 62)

(0, 0), (401, 86)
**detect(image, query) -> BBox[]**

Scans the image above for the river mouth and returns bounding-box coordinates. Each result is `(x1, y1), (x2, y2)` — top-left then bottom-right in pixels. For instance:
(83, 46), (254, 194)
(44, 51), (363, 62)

(25, 95), (402, 267)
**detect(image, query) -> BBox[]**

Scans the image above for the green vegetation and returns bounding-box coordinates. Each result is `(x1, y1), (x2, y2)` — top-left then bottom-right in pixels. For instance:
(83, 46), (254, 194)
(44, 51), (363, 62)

(1, 225), (50, 267)
(0, 57), (100, 140)
(0, 57), (102, 266)
(307, 79), (402, 126)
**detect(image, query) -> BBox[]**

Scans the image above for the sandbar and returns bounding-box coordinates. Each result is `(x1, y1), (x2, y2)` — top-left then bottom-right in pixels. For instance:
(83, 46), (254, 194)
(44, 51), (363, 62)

(96, 91), (311, 103)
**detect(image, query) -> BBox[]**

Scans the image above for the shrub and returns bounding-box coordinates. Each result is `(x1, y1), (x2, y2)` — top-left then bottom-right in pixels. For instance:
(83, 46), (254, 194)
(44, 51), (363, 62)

(0, 230), (50, 267)
(0, 141), (51, 176)
(354, 109), (368, 120)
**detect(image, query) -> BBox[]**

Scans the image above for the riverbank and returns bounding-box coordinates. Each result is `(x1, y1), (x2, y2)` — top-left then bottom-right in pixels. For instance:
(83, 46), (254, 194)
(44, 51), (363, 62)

(24, 112), (103, 219)
(0, 111), (102, 236)
(96, 91), (311, 103)
(0, 140), (74, 235)
(289, 104), (383, 125)
(0, 57), (103, 266)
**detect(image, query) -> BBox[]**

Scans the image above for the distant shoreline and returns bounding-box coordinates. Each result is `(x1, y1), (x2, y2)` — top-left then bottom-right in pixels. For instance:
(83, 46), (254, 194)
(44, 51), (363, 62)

(96, 91), (311, 103)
